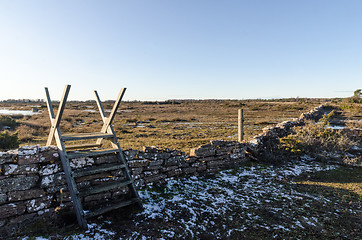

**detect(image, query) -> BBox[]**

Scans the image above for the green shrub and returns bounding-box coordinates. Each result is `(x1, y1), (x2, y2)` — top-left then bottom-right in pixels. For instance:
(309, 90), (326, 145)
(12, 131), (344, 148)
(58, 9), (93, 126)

(0, 131), (19, 150)
(0, 116), (19, 130)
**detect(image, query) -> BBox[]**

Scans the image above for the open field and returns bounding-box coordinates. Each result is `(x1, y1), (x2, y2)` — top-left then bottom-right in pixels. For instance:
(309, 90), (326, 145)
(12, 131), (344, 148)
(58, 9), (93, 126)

(3, 98), (361, 153)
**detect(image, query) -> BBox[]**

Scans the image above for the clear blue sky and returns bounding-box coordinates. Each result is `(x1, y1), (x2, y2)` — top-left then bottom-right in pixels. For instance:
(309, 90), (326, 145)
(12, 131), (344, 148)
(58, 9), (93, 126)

(0, 1), (361, 101)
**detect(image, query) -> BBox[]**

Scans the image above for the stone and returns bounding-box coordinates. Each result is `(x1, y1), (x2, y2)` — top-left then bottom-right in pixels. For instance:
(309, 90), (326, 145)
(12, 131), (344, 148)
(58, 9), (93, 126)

(3, 164), (39, 175)
(190, 145), (215, 157)
(0, 193), (7, 204)
(39, 163), (62, 176)
(166, 168), (182, 177)
(0, 175), (39, 194)
(191, 162), (201, 167)
(207, 161), (223, 168)
(7, 189), (46, 202)
(134, 179), (145, 188)
(18, 146), (59, 165)
(46, 185), (66, 194)
(183, 167), (196, 174)
(144, 174), (166, 183)
(18, 146), (38, 155)
(178, 159), (189, 168)
(0, 203), (26, 219)
(160, 166), (178, 172)
(9, 213), (37, 224)
(0, 153), (16, 165)
(123, 150), (138, 160)
(144, 170), (159, 176)
(165, 155), (186, 166)
(25, 196), (52, 213)
(185, 157), (197, 164)
(70, 157), (94, 169)
(170, 150), (184, 156)
(198, 156), (217, 162)
(197, 165), (207, 172)
(148, 160), (164, 166)
(17, 155), (41, 165)
(41, 173), (66, 188)
(39, 148), (60, 162)
(128, 159), (149, 168)
(130, 167), (143, 176)
(156, 152), (172, 160)
(138, 152), (159, 160)
(37, 207), (55, 217)
(145, 165), (161, 171)
(95, 155), (117, 165)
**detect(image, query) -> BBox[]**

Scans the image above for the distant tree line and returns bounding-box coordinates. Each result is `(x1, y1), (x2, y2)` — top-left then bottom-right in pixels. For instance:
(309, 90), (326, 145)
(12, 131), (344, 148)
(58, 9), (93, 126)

(0, 99), (45, 103)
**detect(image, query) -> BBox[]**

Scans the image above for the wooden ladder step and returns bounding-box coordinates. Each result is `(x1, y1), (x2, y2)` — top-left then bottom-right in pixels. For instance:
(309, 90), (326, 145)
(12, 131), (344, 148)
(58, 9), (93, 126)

(84, 198), (139, 219)
(73, 163), (126, 178)
(67, 148), (119, 159)
(62, 132), (114, 141)
(65, 143), (102, 150)
(79, 179), (133, 197)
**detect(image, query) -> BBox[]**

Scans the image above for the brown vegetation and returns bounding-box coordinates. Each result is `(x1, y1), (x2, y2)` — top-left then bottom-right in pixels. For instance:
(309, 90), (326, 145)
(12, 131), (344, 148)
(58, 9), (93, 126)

(0, 98), (360, 153)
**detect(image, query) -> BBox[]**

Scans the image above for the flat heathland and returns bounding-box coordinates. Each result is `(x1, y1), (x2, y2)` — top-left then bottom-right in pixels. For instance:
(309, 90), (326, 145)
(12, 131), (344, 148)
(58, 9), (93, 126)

(0, 98), (341, 153)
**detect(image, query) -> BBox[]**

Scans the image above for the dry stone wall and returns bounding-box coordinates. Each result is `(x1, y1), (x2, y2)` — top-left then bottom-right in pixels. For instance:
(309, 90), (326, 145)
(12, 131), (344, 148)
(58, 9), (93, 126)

(0, 140), (247, 234)
(248, 104), (330, 160)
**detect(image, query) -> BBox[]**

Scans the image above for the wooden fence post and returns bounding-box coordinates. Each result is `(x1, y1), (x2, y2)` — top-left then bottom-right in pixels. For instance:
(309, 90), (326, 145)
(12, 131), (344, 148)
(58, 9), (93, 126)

(238, 109), (244, 142)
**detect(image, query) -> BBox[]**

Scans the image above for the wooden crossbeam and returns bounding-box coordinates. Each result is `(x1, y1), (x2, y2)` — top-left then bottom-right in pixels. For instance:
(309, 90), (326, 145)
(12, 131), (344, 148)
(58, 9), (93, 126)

(94, 88), (126, 145)
(45, 85), (71, 146)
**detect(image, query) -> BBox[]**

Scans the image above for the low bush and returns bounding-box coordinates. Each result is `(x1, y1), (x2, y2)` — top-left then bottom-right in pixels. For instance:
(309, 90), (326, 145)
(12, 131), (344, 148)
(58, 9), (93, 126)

(0, 131), (19, 150)
(281, 116), (357, 155)
(0, 116), (19, 130)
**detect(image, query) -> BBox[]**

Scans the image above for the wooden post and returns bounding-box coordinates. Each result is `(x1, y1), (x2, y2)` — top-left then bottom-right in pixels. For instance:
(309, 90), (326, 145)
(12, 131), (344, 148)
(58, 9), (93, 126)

(238, 109), (244, 142)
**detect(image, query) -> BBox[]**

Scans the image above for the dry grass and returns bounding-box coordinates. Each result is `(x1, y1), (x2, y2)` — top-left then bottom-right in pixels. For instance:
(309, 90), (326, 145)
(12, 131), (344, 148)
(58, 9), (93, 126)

(2, 99), (360, 153)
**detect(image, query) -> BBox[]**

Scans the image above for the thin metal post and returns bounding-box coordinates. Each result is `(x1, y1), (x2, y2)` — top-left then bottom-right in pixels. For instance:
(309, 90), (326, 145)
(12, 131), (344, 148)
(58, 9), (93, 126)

(238, 109), (244, 142)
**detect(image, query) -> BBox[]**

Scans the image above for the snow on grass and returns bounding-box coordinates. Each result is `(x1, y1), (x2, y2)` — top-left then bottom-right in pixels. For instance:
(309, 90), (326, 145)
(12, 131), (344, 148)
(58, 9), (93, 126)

(63, 223), (116, 240)
(26, 158), (360, 239)
(129, 159), (346, 239)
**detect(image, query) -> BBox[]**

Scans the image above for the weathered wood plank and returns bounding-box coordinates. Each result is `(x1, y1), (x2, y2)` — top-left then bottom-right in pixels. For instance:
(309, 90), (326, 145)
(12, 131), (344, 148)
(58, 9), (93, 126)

(62, 132), (114, 141)
(73, 163), (126, 178)
(79, 179), (133, 197)
(46, 85), (71, 146)
(67, 148), (118, 159)
(65, 143), (102, 150)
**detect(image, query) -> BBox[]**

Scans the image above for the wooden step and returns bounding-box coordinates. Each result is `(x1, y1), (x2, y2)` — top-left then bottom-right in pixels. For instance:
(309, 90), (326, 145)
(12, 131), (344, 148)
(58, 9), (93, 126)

(65, 143), (102, 150)
(67, 148), (119, 159)
(73, 164), (126, 178)
(84, 198), (139, 219)
(62, 132), (114, 141)
(79, 179), (133, 197)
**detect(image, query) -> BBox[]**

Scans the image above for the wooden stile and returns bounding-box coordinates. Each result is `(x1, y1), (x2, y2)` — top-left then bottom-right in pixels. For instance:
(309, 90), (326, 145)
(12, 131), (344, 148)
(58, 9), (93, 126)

(44, 85), (142, 229)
